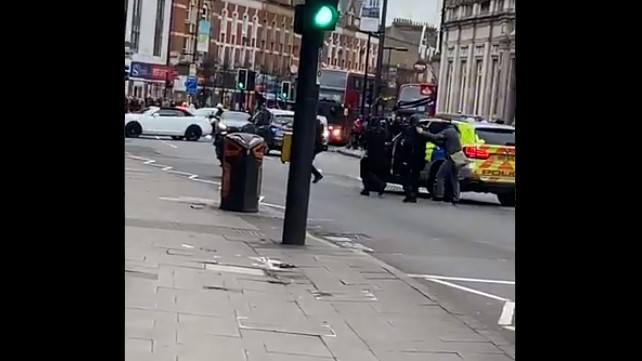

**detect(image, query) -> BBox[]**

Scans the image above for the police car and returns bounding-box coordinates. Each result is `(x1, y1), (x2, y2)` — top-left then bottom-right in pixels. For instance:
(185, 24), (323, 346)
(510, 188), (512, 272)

(386, 117), (516, 206)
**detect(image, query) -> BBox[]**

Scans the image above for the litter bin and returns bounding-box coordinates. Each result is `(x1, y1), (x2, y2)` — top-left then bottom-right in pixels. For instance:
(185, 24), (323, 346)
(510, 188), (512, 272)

(280, 131), (293, 164)
(220, 133), (266, 212)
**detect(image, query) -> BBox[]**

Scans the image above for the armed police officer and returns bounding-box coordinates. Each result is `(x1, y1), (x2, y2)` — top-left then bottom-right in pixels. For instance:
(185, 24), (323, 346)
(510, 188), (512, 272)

(359, 117), (389, 196)
(397, 115), (429, 203)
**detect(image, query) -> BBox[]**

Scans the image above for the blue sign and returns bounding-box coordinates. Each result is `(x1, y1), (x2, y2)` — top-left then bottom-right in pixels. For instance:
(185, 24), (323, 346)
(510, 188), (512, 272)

(185, 76), (197, 94)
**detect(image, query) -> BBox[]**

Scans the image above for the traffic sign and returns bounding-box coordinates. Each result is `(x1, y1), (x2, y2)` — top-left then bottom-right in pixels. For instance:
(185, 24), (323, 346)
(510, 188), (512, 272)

(185, 76), (197, 94)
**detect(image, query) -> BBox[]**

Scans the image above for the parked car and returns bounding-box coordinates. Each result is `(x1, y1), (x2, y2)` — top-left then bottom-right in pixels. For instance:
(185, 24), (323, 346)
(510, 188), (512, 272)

(124, 107), (212, 141)
(252, 109), (328, 153)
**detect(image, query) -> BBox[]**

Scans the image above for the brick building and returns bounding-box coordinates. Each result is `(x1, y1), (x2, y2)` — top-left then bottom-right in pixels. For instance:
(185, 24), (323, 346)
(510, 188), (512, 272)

(166, 0), (378, 105)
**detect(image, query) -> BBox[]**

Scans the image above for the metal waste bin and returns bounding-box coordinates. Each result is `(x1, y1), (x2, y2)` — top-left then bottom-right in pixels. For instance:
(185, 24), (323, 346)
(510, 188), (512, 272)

(220, 133), (266, 212)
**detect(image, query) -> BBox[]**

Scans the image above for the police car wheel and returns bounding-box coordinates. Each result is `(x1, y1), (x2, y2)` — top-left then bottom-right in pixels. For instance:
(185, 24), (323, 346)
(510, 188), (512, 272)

(497, 192), (516, 207)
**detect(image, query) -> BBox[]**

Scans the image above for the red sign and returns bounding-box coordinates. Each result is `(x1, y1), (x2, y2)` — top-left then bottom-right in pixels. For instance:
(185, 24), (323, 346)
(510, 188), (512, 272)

(130, 62), (178, 81)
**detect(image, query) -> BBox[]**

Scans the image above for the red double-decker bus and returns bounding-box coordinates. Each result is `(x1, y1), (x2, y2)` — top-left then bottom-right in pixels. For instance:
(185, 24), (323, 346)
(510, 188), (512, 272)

(318, 69), (374, 144)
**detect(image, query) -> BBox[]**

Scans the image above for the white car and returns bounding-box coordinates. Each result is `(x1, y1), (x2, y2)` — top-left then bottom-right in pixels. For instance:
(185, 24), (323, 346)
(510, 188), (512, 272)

(124, 106), (213, 141)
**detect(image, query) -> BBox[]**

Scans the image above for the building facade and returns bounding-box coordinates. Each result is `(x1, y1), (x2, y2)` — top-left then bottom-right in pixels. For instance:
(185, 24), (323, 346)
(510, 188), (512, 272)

(384, 19), (439, 88)
(436, 0), (515, 123)
(124, 0), (174, 97)
(166, 0), (378, 103)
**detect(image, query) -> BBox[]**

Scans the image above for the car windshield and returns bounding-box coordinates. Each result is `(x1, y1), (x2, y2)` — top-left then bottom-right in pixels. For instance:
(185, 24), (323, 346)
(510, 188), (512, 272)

(192, 108), (217, 116)
(475, 127), (516, 146)
(220, 112), (251, 127)
(274, 115), (294, 125)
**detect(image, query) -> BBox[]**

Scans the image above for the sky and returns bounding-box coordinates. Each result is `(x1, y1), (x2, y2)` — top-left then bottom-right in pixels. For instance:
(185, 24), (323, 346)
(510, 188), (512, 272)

(383, 0), (442, 26)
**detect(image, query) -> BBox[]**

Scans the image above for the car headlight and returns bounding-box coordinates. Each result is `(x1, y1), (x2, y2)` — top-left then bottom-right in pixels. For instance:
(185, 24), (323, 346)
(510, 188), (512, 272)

(323, 129), (330, 139)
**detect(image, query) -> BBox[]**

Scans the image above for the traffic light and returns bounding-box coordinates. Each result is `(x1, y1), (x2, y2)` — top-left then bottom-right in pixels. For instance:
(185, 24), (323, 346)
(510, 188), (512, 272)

(237, 69), (248, 89)
(280, 81), (291, 100)
(125, 65), (130, 81)
(294, 0), (339, 34)
(246, 70), (256, 92)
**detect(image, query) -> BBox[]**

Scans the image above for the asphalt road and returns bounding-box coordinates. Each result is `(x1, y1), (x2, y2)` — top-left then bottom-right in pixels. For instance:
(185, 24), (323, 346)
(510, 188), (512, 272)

(125, 136), (516, 343)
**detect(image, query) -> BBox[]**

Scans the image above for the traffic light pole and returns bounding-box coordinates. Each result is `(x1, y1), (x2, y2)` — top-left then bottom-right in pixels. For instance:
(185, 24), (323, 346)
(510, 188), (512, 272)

(281, 29), (323, 246)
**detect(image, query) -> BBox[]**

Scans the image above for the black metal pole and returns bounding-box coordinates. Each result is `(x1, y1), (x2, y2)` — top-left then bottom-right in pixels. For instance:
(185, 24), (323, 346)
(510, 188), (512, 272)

(360, 32), (371, 118)
(282, 29), (323, 246)
(372, 0), (388, 115)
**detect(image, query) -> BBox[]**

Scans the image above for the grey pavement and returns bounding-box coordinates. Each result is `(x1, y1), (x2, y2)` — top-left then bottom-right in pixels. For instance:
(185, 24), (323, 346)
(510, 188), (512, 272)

(125, 137), (515, 343)
(125, 156), (514, 361)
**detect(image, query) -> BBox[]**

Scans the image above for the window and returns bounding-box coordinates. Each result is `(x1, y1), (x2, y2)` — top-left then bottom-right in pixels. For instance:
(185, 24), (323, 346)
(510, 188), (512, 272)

(261, 40), (266, 48)
(473, 59), (484, 114)
(187, 0), (195, 23)
(152, 0), (165, 57)
(489, 58), (499, 116)
(475, 128), (515, 146)
(251, 38), (256, 47)
(458, 60), (468, 112)
(231, 35), (236, 45)
(480, 1), (491, 15)
(279, 44), (283, 52)
(463, 5), (473, 17)
(445, 61), (454, 111)
(270, 42), (274, 50)
(183, 37), (193, 54)
(219, 33), (225, 42)
(496, 0), (505, 12)
(130, 0), (142, 52)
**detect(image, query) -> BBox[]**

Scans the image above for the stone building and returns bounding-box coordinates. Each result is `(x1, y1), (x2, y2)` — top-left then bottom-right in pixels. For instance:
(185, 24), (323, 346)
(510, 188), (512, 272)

(436, 0), (515, 123)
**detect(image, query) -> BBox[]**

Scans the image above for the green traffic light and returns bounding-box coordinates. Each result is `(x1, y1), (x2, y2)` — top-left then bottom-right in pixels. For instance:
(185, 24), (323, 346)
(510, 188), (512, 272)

(237, 82), (244, 89)
(313, 6), (337, 28)
(282, 93), (288, 98)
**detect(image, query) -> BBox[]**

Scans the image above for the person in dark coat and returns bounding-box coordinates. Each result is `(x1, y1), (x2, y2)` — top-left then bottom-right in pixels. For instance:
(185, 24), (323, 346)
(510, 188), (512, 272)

(399, 115), (429, 203)
(311, 117), (325, 183)
(359, 118), (389, 196)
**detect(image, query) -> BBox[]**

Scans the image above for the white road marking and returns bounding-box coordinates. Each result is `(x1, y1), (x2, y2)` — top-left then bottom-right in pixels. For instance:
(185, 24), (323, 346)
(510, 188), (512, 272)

(423, 278), (509, 302)
(408, 274), (515, 285)
(181, 243), (195, 249)
(166, 170), (194, 176)
(161, 166), (173, 171)
(191, 178), (220, 185)
(260, 202), (286, 210)
(503, 325), (515, 331)
(498, 301), (515, 326)
(188, 175), (199, 179)
(143, 160), (156, 164)
(259, 196), (265, 203)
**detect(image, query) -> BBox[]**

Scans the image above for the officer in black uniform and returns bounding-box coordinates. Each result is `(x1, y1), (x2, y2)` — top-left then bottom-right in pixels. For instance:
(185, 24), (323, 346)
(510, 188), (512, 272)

(399, 115), (429, 203)
(359, 118), (389, 196)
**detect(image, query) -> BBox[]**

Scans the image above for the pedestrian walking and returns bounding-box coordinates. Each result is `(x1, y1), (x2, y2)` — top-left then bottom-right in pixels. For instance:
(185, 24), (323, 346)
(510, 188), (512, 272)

(311, 116), (325, 184)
